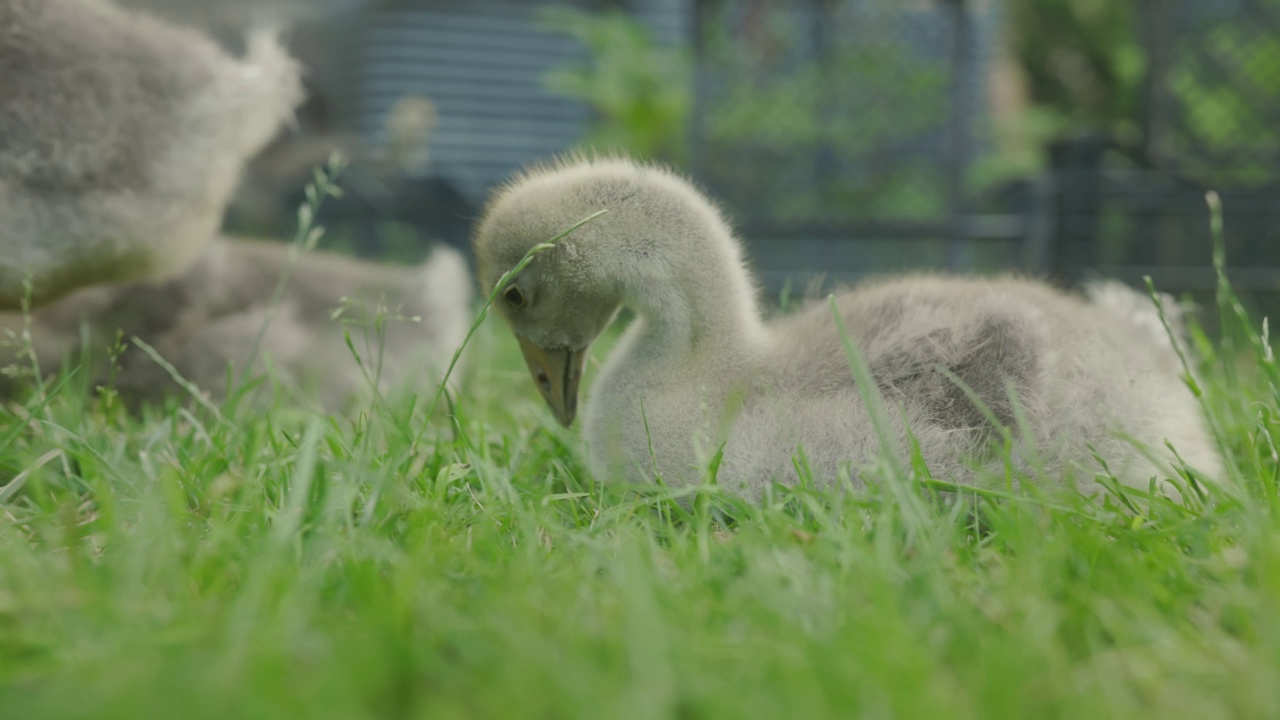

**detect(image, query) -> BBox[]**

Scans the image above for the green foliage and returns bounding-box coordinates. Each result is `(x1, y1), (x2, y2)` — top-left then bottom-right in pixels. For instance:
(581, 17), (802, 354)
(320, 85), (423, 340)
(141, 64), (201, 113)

(539, 3), (951, 220)
(2, 199), (1280, 717)
(1007, 0), (1146, 143)
(707, 67), (948, 219)
(697, 6), (950, 220)
(1006, 0), (1280, 184)
(1167, 10), (1280, 184)
(538, 6), (692, 165)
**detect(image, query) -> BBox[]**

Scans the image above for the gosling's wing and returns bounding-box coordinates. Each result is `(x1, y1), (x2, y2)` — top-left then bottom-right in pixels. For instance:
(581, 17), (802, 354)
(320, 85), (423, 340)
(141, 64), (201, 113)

(769, 275), (1046, 433)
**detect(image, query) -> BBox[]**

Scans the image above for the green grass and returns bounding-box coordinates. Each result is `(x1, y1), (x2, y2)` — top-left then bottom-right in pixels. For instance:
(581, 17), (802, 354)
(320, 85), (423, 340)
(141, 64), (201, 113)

(2, 199), (1280, 719)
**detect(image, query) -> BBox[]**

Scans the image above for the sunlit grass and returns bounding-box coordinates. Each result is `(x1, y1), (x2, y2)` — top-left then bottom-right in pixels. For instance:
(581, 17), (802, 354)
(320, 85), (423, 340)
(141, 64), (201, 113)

(0, 194), (1278, 719)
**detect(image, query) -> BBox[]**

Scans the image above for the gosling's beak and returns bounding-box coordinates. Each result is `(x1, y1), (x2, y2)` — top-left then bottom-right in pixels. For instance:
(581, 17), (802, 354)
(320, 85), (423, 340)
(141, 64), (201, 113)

(516, 338), (586, 427)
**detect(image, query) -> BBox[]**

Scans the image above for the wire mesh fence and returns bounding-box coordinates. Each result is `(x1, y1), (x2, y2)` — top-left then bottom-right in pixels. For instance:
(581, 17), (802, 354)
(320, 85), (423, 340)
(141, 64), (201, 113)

(690, 0), (994, 227)
(220, 0), (1280, 297)
(687, 0), (1022, 290)
(1151, 0), (1280, 185)
(1060, 0), (1280, 289)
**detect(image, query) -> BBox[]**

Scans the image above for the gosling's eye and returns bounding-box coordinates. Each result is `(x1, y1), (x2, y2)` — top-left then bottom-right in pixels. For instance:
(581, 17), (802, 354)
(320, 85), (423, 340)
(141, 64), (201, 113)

(503, 285), (526, 308)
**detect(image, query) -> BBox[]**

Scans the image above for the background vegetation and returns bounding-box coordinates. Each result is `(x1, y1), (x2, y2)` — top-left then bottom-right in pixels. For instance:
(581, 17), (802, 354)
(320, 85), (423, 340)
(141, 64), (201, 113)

(541, 0), (1280, 199)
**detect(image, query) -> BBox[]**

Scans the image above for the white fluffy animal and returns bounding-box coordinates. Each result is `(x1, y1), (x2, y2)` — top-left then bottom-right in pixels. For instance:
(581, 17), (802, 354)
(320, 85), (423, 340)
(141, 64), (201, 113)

(473, 156), (1222, 500)
(0, 238), (473, 411)
(0, 0), (303, 308)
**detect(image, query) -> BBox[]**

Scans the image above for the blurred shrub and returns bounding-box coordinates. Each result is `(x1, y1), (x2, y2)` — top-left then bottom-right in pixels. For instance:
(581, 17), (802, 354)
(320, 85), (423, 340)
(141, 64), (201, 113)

(539, 3), (950, 221)
(1007, 0), (1145, 145)
(1006, 0), (1280, 186)
(538, 6), (692, 165)
(696, 4), (950, 221)
(1167, 7), (1280, 185)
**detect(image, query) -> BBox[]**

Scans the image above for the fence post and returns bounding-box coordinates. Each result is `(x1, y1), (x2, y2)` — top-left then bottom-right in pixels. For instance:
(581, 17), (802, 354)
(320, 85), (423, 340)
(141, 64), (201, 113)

(1022, 173), (1055, 275)
(1047, 134), (1107, 280)
(943, 0), (972, 272)
(1136, 0), (1175, 166)
(689, 0), (709, 179)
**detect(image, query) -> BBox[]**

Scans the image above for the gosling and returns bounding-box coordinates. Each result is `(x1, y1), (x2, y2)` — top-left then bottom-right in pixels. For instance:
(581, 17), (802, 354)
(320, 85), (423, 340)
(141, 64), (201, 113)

(472, 156), (1222, 500)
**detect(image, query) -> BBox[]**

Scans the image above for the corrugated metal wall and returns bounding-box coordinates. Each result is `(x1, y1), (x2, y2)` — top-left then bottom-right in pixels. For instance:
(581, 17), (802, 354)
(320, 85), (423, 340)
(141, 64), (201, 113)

(347, 0), (689, 204)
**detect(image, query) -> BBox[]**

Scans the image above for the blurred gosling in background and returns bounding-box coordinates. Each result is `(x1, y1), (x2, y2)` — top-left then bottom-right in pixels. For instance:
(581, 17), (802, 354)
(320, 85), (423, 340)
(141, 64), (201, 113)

(0, 0), (302, 308)
(0, 238), (472, 411)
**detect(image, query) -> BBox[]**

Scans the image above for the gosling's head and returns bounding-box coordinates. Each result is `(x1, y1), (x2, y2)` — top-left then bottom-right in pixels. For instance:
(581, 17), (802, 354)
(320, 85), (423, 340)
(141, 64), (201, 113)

(474, 155), (733, 425)
(472, 157), (646, 426)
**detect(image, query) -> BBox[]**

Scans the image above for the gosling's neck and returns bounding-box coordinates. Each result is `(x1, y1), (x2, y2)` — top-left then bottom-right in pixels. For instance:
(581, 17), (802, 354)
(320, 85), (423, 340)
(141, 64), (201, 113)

(610, 220), (766, 362)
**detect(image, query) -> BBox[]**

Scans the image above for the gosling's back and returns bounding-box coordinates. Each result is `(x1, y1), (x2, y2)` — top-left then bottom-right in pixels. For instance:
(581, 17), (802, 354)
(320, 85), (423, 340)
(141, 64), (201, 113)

(596, 274), (1219, 498)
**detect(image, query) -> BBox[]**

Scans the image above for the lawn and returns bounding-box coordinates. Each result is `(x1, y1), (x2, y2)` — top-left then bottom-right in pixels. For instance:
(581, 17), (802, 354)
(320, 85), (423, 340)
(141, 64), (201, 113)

(0, 227), (1278, 719)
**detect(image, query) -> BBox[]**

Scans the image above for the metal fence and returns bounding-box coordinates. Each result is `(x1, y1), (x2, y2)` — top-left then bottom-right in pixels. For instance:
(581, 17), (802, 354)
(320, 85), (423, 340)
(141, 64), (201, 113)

(687, 0), (1280, 297)
(226, 0), (1280, 300)
(692, 0), (962, 226)
(688, 0), (1025, 291)
(1060, 0), (1280, 293)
